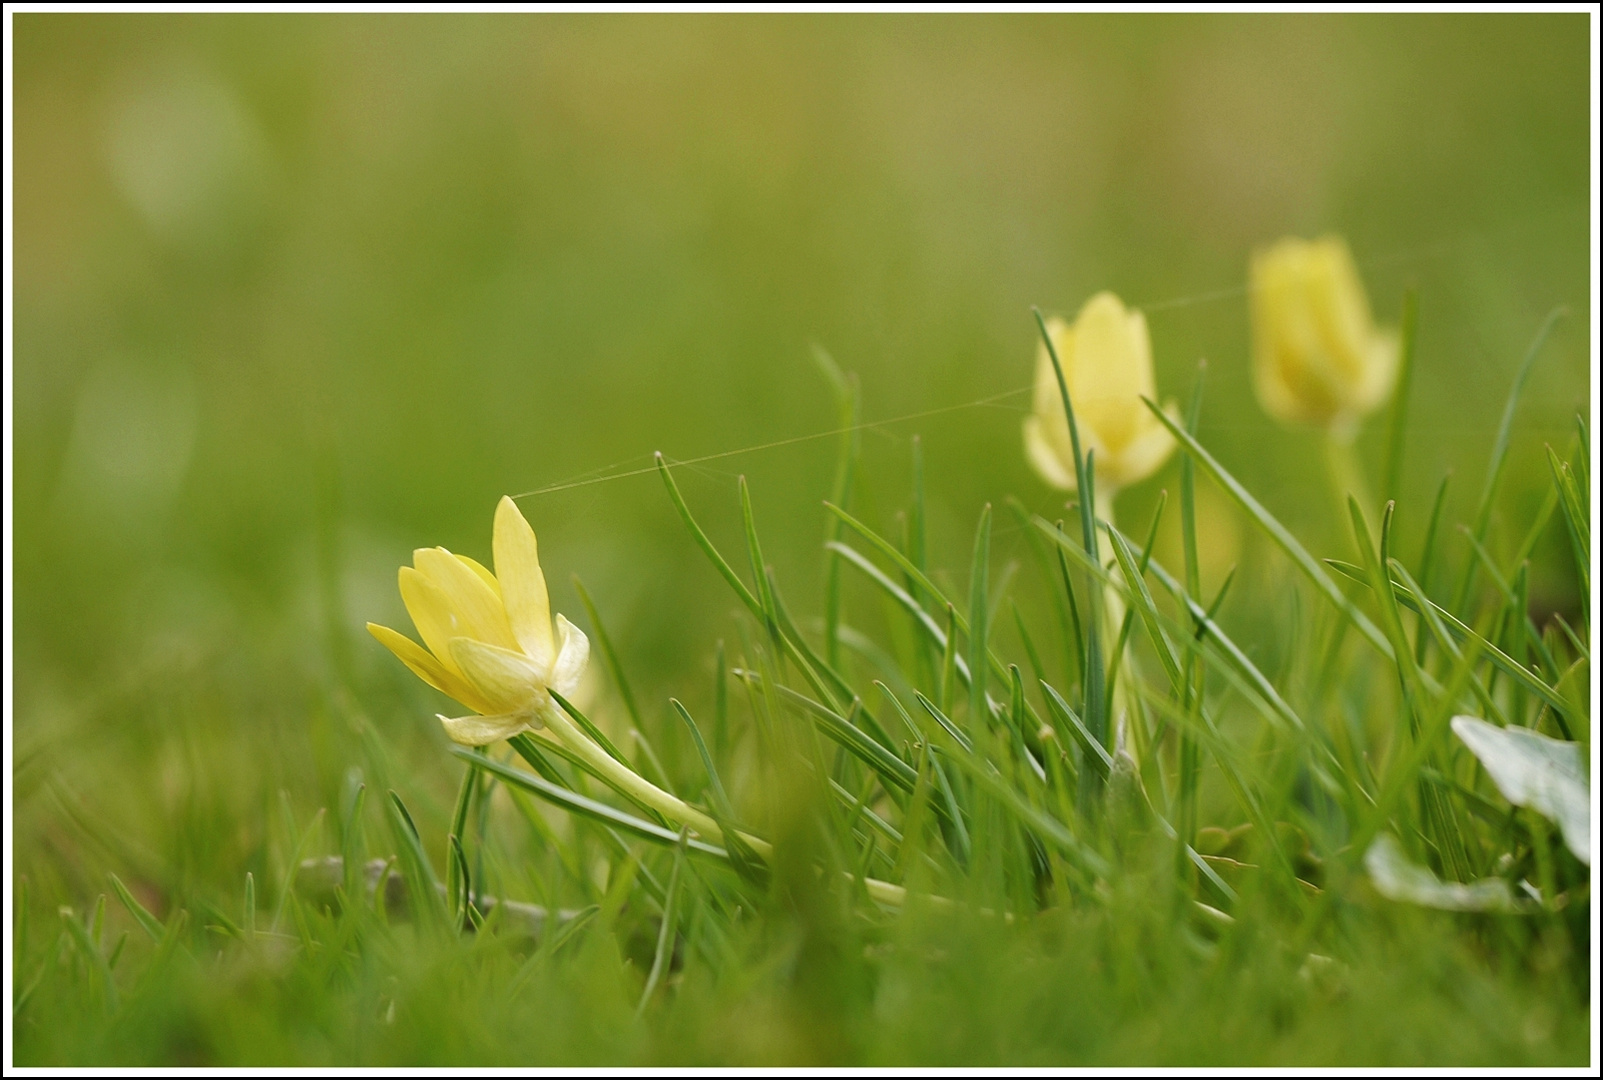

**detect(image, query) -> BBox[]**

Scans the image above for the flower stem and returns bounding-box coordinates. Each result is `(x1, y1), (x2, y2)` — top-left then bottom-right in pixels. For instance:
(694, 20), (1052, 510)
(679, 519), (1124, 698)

(540, 703), (913, 907)
(1095, 488), (1137, 762)
(1325, 428), (1374, 525)
(542, 704), (740, 847)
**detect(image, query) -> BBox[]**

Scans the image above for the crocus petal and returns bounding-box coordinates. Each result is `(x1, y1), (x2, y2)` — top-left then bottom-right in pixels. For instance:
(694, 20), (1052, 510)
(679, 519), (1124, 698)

(415, 547), (520, 652)
(1029, 296), (1170, 493)
(455, 554), (502, 599)
(450, 636), (546, 715)
(1250, 235), (1393, 431)
(399, 566), (468, 678)
(1352, 329), (1400, 418)
(1105, 401), (1179, 489)
(437, 712), (531, 747)
(367, 622), (493, 714)
(550, 614), (590, 698)
(1023, 415), (1077, 491)
(1071, 293), (1152, 453)
(493, 496), (555, 669)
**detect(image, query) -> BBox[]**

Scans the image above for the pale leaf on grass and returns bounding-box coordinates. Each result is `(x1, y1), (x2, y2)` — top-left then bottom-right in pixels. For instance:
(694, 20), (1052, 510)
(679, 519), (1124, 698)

(1365, 834), (1519, 913)
(1451, 716), (1590, 864)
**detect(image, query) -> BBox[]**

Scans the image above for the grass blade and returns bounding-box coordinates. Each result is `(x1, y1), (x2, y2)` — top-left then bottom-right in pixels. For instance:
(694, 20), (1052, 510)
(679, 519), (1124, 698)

(108, 873), (164, 943)
(1035, 307), (1107, 756)
(671, 698), (735, 820)
(740, 476), (780, 639)
(573, 575), (645, 732)
(636, 830), (688, 1016)
(386, 791), (448, 931)
(1352, 499), (1427, 710)
(1414, 472), (1453, 664)
(656, 452), (761, 618)
(340, 783), (368, 903)
(550, 688), (635, 772)
(1104, 526), (1183, 695)
(1324, 558), (1576, 728)
(914, 689), (975, 754)
(448, 834), (471, 931)
(60, 905), (118, 1013)
(968, 504), (992, 729)
(1142, 397), (1392, 659)
(1039, 679), (1113, 778)
(771, 683), (919, 793)
(244, 872), (256, 940)
(1033, 307), (1098, 567)
(1387, 558), (1511, 729)
(453, 749), (732, 860)
(444, 761), (476, 923)
(1547, 445), (1590, 627)
(1450, 307), (1566, 613)
(1051, 518), (1311, 738)
(829, 541), (972, 685)
(939, 746), (1107, 878)
(815, 345), (860, 670)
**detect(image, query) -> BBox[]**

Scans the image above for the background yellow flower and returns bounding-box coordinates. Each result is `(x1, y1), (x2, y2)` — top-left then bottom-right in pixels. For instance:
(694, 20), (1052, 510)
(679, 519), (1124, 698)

(1250, 235), (1399, 436)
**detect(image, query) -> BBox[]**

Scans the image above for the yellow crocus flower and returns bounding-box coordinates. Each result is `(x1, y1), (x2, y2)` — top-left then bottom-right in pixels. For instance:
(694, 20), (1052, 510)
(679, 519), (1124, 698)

(368, 494), (919, 910)
(367, 496), (589, 747)
(1024, 291), (1179, 511)
(1249, 235), (1398, 437)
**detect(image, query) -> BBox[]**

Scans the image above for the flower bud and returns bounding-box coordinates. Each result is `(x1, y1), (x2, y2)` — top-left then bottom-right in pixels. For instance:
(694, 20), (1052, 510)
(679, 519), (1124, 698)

(1249, 235), (1398, 436)
(1024, 291), (1178, 497)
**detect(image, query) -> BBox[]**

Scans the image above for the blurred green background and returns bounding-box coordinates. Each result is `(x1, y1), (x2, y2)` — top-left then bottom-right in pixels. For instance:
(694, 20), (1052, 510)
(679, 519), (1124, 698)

(12, 14), (1590, 914)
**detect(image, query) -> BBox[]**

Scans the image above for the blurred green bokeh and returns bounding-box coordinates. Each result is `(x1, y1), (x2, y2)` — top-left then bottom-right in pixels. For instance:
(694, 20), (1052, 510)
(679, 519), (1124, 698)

(13, 14), (1590, 904)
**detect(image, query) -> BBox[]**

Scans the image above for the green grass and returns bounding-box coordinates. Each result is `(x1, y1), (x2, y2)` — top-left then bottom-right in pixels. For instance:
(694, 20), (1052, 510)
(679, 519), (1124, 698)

(10, 13), (1593, 1067)
(13, 313), (1592, 1064)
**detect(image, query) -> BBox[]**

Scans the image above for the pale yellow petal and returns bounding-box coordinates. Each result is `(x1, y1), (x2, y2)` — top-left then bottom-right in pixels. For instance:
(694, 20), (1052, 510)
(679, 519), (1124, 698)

(398, 566), (467, 678)
(550, 614), (590, 698)
(450, 636), (546, 715)
(415, 547), (520, 652)
(1250, 235), (1393, 430)
(493, 496), (555, 668)
(455, 554), (502, 599)
(1024, 415), (1077, 491)
(437, 712), (532, 747)
(1107, 402), (1179, 488)
(1315, 237), (1376, 381)
(368, 622), (493, 714)
(1252, 332), (1307, 426)
(1251, 245), (1328, 426)
(1071, 292), (1149, 453)
(1351, 329), (1400, 417)
(1031, 319), (1107, 489)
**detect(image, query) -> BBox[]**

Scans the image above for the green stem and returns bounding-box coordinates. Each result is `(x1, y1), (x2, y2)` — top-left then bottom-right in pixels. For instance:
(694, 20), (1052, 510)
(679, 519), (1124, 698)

(1325, 430), (1374, 525)
(1095, 488), (1135, 760)
(536, 702), (914, 907)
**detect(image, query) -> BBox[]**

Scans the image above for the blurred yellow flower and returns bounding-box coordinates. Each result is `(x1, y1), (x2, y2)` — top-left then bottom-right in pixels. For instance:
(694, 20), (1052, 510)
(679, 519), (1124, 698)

(1025, 291), (1179, 506)
(1250, 235), (1398, 436)
(368, 496), (589, 746)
